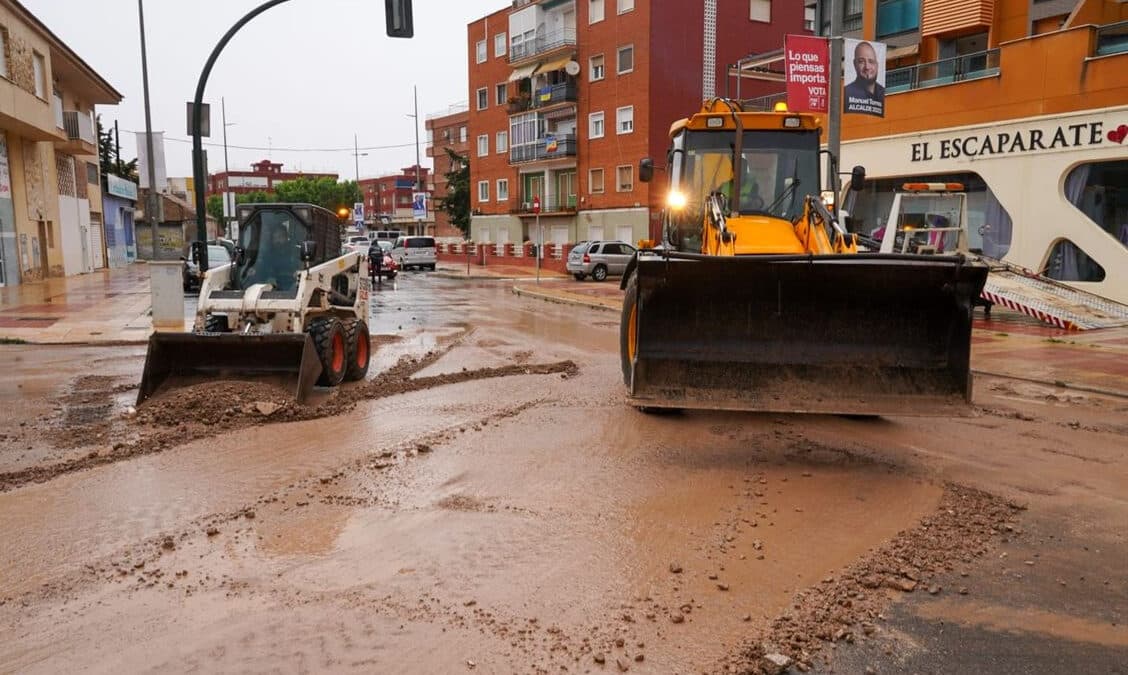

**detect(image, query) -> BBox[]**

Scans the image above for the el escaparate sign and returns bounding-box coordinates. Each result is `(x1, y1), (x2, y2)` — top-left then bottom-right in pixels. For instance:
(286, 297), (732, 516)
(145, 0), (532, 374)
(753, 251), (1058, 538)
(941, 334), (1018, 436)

(910, 120), (1122, 162)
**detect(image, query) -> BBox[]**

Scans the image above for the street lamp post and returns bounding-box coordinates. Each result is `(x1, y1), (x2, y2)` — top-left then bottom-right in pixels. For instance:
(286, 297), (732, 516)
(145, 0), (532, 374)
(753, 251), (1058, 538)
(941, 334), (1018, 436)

(406, 86), (422, 235)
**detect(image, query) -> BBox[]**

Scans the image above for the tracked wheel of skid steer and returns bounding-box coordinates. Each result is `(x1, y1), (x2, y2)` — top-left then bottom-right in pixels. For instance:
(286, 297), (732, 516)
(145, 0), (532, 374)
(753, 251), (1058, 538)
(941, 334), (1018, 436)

(341, 317), (371, 382)
(308, 317), (348, 387)
(619, 273), (681, 416)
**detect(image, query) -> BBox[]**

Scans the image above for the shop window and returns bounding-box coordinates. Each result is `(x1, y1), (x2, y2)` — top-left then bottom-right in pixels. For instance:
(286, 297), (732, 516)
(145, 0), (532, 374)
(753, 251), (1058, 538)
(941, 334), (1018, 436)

(1064, 160), (1128, 250)
(1044, 239), (1105, 282)
(843, 171), (1012, 258)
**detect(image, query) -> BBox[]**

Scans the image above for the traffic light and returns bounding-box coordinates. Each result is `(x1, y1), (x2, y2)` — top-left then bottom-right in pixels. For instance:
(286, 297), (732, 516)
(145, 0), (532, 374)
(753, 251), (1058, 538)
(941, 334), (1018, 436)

(337, 206), (351, 220)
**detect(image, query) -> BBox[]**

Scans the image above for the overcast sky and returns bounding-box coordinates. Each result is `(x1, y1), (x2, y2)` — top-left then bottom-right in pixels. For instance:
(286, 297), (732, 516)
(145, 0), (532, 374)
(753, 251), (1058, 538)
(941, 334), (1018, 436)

(23, 0), (502, 182)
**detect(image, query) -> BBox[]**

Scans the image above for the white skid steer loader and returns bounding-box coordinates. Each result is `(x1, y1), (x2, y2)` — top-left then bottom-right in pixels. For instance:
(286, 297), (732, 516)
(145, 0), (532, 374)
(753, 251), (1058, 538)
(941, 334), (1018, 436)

(137, 203), (372, 404)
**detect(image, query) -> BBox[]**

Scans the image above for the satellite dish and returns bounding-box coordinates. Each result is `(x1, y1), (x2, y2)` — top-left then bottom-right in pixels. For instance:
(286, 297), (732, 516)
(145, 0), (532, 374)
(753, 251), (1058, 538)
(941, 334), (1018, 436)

(564, 60), (581, 76)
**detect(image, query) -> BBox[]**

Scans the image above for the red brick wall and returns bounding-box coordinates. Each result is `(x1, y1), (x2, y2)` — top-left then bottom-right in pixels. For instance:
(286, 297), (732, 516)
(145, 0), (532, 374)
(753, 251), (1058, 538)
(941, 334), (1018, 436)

(468, 9), (516, 217)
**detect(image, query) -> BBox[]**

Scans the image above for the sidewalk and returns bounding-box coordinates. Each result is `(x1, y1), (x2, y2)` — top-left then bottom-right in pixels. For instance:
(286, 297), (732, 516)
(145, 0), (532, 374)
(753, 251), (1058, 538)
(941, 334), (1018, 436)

(0, 264), (186, 345)
(434, 261), (571, 281)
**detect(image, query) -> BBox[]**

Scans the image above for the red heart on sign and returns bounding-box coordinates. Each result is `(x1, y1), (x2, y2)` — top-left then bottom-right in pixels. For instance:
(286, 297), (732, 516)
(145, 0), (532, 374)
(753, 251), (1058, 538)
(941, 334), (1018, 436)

(1108, 124), (1128, 144)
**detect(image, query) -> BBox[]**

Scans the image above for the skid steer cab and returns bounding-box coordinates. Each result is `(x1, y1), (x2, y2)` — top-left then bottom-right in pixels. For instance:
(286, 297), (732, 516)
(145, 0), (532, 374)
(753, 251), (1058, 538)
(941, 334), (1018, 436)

(138, 203), (373, 405)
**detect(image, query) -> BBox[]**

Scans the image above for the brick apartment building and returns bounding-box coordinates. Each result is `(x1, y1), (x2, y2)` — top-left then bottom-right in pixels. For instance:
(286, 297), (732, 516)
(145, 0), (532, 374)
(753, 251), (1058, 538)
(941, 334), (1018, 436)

(465, 0), (809, 248)
(425, 104), (470, 241)
(206, 159), (337, 196)
(357, 165), (433, 236)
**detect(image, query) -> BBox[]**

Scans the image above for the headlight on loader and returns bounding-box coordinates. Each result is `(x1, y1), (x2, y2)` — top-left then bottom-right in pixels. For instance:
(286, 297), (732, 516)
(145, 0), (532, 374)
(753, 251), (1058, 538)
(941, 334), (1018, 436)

(666, 190), (688, 209)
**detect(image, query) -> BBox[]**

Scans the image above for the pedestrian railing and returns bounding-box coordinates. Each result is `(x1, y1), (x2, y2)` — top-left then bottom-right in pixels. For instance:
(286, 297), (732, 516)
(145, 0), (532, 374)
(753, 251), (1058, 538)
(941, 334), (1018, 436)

(886, 49), (1000, 94)
(1095, 20), (1128, 57)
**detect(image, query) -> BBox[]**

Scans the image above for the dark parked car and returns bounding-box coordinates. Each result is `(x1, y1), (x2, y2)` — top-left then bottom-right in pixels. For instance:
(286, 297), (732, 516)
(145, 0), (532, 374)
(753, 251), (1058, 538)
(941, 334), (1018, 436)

(183, 243), (234, 292)
(566, 240), (637, 281)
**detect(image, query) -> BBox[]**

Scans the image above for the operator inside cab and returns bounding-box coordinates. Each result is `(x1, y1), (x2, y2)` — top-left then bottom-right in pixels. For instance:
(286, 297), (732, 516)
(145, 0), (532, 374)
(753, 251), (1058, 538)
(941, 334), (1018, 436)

(716, 154), (764, 213)
(238, 211), (302, 291)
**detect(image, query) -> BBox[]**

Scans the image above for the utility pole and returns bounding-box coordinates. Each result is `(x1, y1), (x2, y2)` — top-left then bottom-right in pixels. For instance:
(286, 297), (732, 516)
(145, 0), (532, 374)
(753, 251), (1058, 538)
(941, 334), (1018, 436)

(221, 97), (233, 238)
(138, 0), (161, 260)
(412, 86), (421, 192)
(827, 0), (843, 188)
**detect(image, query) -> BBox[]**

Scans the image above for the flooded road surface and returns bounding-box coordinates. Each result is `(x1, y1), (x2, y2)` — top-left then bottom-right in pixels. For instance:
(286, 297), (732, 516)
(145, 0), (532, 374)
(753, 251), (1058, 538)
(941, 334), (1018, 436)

(2, 273), (1126, 673)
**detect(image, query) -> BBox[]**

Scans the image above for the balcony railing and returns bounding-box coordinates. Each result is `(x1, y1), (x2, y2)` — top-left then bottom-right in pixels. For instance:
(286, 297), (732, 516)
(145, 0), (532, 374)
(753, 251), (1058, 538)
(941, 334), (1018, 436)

(63, 111), (96, 145)
(1095, 20), (1128, 57)
(509, 133), (577, 164)
(513, 194), (578, 214)
(886, 49), (1000, 94)
(843, 13), (863, 31)
(876, 0), (920, 38)
(742, 92), (788, 112)
(509, 28), (576, 63)
(532, 82), (578, 108)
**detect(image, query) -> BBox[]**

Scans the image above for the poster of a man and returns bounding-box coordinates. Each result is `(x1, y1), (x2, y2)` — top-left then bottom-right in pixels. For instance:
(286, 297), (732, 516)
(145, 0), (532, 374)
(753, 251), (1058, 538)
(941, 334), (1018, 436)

(844, 39), (886, 117)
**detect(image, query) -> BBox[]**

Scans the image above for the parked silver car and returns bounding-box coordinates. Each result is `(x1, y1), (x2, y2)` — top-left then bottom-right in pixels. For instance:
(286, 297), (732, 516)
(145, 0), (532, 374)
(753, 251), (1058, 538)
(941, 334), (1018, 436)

(566, 240), (637, 281)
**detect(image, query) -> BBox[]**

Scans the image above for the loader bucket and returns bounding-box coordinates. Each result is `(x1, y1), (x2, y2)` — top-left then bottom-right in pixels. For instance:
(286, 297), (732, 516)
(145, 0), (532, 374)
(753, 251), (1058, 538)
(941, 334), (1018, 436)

(137, 332), (322, 406)
(623, 252), (989, 416)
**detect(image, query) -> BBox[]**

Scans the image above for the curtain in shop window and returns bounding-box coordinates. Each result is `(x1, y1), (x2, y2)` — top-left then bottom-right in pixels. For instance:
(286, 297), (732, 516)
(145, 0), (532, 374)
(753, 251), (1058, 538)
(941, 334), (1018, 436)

(1052, 165), (1091, 280)
(981, 188), (1012, 259)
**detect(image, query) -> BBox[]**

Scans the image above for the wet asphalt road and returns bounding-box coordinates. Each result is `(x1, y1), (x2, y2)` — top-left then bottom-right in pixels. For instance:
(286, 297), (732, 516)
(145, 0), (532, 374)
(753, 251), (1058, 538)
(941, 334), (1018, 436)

(1, 271), (1126, 673)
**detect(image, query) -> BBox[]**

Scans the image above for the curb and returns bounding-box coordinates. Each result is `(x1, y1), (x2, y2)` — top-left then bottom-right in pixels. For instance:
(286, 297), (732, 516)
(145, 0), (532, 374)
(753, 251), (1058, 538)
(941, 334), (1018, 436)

(972, 368), (1128, 401)
(511, 285), (619, 312)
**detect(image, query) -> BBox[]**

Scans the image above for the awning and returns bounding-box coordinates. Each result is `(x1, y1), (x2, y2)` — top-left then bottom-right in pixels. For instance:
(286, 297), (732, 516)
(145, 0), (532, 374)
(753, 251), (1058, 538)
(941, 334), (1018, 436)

(533, 55), (573, 76)
(886, 44), (919, 60)
(508, 62), (539, 82)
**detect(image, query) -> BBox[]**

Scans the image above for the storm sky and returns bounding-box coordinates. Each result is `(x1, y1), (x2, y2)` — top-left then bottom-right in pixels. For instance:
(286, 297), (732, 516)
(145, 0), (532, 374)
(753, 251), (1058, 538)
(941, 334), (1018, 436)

(24, 0), (502, 181)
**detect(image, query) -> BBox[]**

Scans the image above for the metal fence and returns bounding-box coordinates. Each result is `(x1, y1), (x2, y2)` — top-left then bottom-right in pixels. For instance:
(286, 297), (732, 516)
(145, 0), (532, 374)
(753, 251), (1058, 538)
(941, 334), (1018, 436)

(742, 92), (788, 112)
(886, 49), (1000, 94)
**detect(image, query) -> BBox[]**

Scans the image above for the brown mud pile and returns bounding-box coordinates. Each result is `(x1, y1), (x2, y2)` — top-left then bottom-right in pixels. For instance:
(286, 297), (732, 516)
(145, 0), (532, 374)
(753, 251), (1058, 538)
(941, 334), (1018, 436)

(722, 484), (1024, 674)
(0, 331), (577, 492)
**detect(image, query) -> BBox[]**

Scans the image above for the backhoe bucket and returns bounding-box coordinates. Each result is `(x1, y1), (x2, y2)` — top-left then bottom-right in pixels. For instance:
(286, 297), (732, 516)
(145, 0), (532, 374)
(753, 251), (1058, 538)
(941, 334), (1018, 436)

(624, 253), (989, 416)
(137, 332), (322, 405)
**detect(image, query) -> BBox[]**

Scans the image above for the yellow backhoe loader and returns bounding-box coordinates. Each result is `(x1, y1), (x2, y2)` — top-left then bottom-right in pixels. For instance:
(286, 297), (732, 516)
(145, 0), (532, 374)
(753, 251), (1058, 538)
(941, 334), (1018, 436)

(620, 99), (988, 416)
(137, 204), (372, 405)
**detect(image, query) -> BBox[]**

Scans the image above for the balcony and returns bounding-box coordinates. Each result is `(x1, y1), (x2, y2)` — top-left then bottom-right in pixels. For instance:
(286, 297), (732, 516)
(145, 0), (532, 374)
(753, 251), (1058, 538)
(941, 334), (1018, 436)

(56, 110), (97, 154)
(509, 133), (577, 164)
(512, 194), (577, 215)
(876, 0), (920, 38)
(886, 49), (999, 94)
(509, 27), (576, 64)
(1095, 20), (1128, 57)
(532, 82), (577, 109)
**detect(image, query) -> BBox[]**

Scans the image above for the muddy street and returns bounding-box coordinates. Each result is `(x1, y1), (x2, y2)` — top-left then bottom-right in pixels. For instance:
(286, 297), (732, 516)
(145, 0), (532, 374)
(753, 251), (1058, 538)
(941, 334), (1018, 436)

(1, 274), (1126, 674)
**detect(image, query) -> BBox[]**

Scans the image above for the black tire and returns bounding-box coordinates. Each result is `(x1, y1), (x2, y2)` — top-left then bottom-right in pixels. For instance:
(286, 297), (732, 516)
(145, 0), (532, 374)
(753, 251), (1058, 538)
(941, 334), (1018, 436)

(426, 264), (436, 271)
(203, 314), (229, 333)
(592, 265), (608, 282)
(341, 318), (371, 382)
(620, 273), (639, 387)
(308, 317), (347, 387)
(573, 273), (585, 281)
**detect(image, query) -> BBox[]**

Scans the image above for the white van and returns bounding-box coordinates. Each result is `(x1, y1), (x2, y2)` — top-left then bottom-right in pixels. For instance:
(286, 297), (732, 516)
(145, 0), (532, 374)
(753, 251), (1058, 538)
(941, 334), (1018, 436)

(390, 236), (436, 271)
